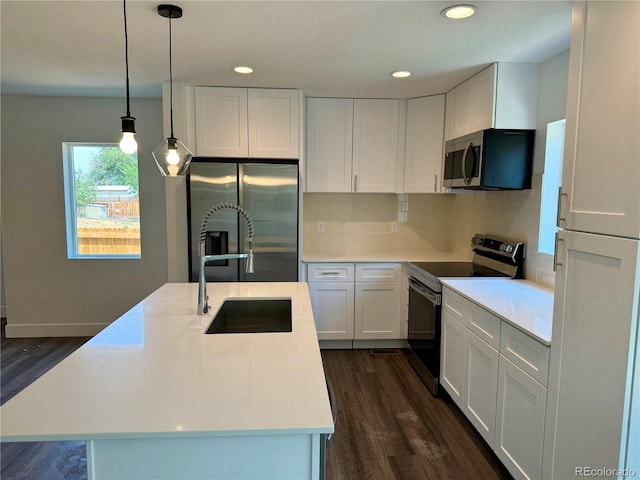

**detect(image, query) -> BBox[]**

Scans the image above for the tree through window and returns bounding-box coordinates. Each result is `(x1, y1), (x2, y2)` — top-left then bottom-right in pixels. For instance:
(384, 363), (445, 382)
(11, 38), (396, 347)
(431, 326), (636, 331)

(63, 143), (141, 258)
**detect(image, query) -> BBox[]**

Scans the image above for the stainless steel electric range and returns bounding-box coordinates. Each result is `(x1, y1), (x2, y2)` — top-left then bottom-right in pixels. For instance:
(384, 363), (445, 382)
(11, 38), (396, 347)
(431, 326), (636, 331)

(406, 234), (526, 395)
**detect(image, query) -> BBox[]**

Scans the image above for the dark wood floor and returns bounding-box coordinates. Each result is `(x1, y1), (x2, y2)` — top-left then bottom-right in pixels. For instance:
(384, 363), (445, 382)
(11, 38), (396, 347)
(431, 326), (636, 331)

(323, 349), (512, 480)
(1, 321), (89, 480)
(1, 322), (511, 480)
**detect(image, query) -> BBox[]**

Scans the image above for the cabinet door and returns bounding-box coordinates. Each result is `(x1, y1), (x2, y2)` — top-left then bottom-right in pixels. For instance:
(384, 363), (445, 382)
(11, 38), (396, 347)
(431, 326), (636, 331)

(453, 79), (475, 138)
(444, 90), (456, 141)
(440, 309), (466, 407)
(496, 356), (546, 480)
(472, 64), (496, 132)
(465, 332), (499, 447)
(354, 281), (401, 340)
(195, 87), (248, 157)
(403, 95), (446, 193)
(544, 230), (640, 479)
(308, 281), (355, 340)
(305, 98), (354, 192)
(248, 89), (299, 159)
(559, 0), (639, 238)
(352, 99), (399, 193)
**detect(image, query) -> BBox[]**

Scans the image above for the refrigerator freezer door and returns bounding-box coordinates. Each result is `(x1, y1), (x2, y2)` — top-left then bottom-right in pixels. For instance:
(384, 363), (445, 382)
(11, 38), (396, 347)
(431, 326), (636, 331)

(188, 162), (239, 282)
(240, 163), (299, 282)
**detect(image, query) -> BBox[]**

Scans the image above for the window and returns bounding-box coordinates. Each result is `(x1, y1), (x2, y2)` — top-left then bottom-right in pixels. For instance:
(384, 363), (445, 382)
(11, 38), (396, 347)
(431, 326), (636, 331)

(63, 143), (141, 259)
(538, 120), (566, 255)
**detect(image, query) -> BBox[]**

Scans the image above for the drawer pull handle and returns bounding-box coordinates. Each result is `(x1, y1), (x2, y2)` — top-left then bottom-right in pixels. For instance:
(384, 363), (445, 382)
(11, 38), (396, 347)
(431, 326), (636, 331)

(320, 271), (341, 275)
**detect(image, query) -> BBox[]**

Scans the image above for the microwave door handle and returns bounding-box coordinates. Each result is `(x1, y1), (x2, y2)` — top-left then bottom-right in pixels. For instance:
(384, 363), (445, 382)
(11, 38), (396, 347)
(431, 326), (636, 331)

(462, 141), (472, 185)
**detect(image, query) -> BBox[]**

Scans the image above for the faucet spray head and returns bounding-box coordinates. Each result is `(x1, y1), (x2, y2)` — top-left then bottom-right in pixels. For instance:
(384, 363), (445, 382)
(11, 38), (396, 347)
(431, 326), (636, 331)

(246, 241), (254, 274)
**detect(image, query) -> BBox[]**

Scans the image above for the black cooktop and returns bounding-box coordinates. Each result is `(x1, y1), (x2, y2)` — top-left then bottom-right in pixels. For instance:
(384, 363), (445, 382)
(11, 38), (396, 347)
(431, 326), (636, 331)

(410, 261), (507, 279)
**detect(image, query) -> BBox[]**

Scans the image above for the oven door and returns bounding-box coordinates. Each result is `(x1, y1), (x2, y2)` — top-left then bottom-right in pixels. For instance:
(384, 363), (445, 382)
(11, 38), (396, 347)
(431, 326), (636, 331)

(407, 277), (442, 395)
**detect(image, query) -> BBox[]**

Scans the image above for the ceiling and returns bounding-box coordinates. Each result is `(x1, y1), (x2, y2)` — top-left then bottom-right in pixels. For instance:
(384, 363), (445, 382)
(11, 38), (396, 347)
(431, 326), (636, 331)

(0, 1), (572, 99)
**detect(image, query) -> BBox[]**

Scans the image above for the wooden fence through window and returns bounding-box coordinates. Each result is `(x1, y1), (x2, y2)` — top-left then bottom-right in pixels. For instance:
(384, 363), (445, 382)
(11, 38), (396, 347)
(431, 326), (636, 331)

(77, 227), (141, 255)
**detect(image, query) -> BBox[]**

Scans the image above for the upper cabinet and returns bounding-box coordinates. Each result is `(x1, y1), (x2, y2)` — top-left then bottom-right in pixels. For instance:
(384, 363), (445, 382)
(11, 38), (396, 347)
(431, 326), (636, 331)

(557, 0), (639, 238)
(305, 98), (354, 192)
(445, 63), (539, 141)
(195, 87), (299, 158)
(403, 95), (446, 193)
(306, 98), (399, 193)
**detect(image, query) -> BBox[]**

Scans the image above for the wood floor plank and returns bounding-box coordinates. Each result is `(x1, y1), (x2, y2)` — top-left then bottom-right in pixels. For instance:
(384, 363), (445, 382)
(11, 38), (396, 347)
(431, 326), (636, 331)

(322, 349), (512, 480)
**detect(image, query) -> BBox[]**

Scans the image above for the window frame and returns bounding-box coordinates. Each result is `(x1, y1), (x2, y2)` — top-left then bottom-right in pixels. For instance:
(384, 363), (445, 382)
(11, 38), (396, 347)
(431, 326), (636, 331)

(62, 142), (141, 260)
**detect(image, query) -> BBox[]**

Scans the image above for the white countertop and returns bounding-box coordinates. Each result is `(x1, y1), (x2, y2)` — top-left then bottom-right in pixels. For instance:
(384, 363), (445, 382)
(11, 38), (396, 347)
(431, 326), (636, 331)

(440, 278), (554, 345)
(0, 282), (334, 442)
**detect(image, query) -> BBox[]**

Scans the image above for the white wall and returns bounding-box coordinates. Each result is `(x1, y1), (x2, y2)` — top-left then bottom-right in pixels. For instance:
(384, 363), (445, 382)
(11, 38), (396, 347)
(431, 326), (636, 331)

(0, 95), (167, 337)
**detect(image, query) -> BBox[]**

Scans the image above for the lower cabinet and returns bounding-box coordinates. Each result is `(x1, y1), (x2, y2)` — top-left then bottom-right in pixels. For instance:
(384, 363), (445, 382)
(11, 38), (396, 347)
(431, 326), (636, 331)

(441, 286), (549, 480)
(307, 263), (403, 341)
(440, 309), (498, 446)
(495, 355), (547, 480)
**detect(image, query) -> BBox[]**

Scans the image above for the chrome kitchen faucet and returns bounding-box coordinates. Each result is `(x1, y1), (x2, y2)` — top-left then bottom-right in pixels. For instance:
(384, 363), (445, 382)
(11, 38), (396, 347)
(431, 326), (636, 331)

(197, 203), (255, 315)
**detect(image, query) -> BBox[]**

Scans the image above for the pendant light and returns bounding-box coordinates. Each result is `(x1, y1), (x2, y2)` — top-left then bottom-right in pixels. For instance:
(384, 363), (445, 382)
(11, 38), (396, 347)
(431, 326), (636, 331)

(153, 4), (192, 176)
(119, 0), (137, 154)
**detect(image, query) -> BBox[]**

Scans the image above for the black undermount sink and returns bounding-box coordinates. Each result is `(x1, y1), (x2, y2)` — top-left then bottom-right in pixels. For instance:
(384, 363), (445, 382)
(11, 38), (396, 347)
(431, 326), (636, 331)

(205, 298), (292, 334)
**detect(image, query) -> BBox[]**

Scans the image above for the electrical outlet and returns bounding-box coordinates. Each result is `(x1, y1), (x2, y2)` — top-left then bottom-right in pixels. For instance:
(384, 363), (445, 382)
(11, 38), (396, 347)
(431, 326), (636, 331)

(391, 222), (398, 233)
(317, 221), (325, 233)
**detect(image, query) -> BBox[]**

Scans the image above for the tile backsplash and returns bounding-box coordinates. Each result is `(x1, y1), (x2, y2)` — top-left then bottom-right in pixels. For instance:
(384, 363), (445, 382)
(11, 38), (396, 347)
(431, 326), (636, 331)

(303, 175), (555, 288)
(448, 175), (555, 287)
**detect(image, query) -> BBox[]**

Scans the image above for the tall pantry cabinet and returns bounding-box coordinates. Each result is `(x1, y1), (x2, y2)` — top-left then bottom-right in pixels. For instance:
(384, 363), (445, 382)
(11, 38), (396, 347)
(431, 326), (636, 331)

(543, 2), (640, 479)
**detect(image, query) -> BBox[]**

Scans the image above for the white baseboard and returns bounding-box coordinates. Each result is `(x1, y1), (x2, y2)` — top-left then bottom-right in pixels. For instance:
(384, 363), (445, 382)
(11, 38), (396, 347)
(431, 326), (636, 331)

(4, 322), (108, 338)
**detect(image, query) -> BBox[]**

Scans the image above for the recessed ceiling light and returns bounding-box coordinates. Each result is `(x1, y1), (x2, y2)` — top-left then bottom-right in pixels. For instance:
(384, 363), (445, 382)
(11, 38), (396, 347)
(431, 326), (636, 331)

(441, 4), (477, 19)
(391, 71), (412, 78)
(233, 66), (254, 74)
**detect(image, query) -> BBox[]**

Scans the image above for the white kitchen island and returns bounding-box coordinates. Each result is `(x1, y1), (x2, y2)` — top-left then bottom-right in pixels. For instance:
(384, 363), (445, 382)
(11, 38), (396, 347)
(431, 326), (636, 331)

(0, 282), (335, 479)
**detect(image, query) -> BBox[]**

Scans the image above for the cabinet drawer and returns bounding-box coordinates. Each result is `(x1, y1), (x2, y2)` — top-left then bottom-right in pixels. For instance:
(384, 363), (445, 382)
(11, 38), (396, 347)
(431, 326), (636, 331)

(355, 263), (401, 282)
(442, 287), (471, 325)
(500, 322), (550, 386)
(307, 263), (355, 282)
(469, 305), (501, 350)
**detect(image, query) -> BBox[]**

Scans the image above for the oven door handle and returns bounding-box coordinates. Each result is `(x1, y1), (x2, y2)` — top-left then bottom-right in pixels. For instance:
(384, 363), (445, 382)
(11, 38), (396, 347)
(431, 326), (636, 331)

(409, 279), (441, 305)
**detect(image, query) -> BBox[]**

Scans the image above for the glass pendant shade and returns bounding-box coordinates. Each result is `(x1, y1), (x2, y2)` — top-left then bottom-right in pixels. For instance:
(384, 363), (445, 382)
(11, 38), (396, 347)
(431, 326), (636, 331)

(152, 136), (192, 176)
(119, 116), (138, 154)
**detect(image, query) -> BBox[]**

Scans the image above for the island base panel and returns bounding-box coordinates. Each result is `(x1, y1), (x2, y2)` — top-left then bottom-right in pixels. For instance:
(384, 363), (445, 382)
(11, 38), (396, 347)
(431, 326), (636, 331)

(87, 433), (324, 479)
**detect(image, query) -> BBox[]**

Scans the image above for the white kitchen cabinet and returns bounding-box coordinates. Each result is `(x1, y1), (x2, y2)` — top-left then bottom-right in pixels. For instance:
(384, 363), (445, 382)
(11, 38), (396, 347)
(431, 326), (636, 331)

(440, 309), (466, 406)
(352, 99), (399, 192)
(403, 95), (446, 193)
(247, 89), (299, 158)
(465, 331), (499, 446)
(305, 98), (353, 192)
(495, 355), (547, 480)
(557, 1), (639, 239)
(442, 285), (551, 479)
(354, 263), (402, 340)
(545, 230), (640, 479)
(441, 302), (499, 446)
(306, 263), (355, 340)
(543, 3), (640, 478)
(195, 87), (299, 158)
(305, 98), (400, 193)
(445, 63), (539, 141)
(195, 87), (248, 157)
(306, 262), (403, 341)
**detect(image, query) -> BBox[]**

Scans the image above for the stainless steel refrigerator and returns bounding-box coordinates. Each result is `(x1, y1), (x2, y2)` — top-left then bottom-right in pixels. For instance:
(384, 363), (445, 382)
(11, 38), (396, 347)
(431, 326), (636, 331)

(187, 159), (298, 283)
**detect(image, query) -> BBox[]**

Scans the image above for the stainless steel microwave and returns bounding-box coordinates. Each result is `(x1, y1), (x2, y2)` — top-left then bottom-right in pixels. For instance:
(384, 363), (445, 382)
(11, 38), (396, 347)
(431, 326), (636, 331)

(443, 129), (535, 190)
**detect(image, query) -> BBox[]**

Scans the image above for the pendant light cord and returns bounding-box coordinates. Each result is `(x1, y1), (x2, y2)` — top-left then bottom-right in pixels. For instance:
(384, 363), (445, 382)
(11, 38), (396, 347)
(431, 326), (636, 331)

(123, 0), (131, 117)
(168, 13), (175, 138)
